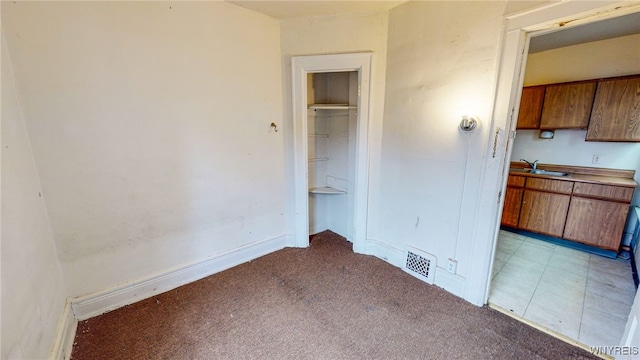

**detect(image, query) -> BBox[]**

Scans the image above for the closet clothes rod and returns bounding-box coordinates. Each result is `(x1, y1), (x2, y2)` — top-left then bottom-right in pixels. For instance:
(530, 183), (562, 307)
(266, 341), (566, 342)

(308, 157), (329, 162)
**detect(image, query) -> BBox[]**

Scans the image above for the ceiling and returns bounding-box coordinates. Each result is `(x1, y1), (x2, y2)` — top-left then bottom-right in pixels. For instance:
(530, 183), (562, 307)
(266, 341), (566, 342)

(530, 11), (640, 53)
(227, 1), (640, 53)
(228, 0), (407, 19)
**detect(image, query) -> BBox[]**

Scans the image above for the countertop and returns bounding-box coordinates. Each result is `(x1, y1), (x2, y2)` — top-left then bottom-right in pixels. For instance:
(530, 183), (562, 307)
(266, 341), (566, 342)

(508, 164), (638, 188)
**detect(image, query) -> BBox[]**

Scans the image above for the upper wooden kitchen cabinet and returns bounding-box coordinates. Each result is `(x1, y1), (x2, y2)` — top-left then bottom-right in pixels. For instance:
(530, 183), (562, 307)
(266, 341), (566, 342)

(516, 86), (545, 129)
(539, 81), (597, 129)
(586, 75), (640, 142)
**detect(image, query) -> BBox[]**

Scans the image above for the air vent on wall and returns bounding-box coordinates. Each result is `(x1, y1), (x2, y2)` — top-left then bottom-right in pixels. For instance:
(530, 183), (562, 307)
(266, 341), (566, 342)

(403, 247), (437, 284)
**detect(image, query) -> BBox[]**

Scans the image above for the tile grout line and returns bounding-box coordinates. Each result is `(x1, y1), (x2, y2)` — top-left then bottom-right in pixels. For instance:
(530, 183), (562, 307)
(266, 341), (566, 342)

(577, 254), (591, 342)
(489, 234), (527, 314)
(581, 255), (635, 345)
(494, 234), (524, 279)
(522, 242), (555, 317)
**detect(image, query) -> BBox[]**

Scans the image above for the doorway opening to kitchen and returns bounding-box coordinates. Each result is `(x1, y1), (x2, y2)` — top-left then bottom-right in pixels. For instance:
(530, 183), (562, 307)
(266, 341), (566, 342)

(488, 6), (640, 350)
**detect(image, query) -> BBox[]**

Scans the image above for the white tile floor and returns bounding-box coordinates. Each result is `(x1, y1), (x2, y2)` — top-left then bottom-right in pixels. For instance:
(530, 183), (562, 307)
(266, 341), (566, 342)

(489, 230), (637, 347)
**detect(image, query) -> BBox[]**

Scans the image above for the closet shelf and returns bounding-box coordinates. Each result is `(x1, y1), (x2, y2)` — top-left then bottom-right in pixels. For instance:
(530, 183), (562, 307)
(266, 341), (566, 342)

(309, 186), (346, 195)
(308, 104), (357, 110)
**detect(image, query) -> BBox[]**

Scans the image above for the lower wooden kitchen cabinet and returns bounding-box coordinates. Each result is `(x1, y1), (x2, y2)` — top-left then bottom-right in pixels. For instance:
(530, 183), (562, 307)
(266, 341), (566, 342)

(518, 190), (571, 238)
(501, 187), (524, 227)
(517, 177), (573, 237)
(501, 165), (637, 253)
(501, 175), (525, 227)
(563, 197), (629, 251)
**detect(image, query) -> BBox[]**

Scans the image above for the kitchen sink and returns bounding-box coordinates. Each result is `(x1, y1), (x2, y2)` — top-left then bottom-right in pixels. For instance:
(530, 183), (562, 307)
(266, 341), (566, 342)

(509, 168), (569, 177)
(528, 169), (569, 177)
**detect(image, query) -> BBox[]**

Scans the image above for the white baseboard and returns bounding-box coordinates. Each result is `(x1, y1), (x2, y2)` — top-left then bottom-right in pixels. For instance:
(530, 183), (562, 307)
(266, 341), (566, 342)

(366, 238), (466, 298)
(71, 235), (289, 321)
(50, 300), (77, 360)
(433, 267), (466, 298)
(310, 222), (328, 236)
(283, 233), (296, 247)
(366, 238), (404, 267)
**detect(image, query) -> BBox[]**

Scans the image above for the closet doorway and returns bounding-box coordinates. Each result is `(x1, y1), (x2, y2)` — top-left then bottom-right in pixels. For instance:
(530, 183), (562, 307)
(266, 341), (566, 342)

(291, 53), (372, 253)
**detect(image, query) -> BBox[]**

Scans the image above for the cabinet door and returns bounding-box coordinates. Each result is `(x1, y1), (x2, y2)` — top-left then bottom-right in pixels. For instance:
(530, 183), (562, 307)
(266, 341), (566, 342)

(540, 81), (597, 129)
(563, 197), (629, 250)
(501, 187), (524, 227)
(518, 190), (570, 237)
(586, 76), (640, 142)
(517, 86), (545, 129)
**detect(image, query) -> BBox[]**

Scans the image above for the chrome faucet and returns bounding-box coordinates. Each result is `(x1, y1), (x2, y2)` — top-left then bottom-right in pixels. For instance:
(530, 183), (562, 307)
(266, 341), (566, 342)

(520, 159), (539, 170)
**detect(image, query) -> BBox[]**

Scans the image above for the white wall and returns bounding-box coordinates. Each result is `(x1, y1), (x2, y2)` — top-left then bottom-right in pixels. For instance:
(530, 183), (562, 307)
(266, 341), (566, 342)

(376, 0), (506, 297)
(280, 13), (389, 240)
(513, 33), (640, 206)
(620, 288), (640, 356)
(2, 2), (286, 297)
(1, 34), (68, 359)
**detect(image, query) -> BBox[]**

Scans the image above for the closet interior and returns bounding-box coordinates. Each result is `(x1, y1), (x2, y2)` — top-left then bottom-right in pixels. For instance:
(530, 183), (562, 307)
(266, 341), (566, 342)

(307, 71), (358, 241)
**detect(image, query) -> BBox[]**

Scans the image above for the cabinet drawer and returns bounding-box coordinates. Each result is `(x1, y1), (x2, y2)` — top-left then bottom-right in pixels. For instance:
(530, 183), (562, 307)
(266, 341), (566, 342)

(525, 178), (573, 194)
(507, 175), (525, 187)
(572, 182), (634, 202)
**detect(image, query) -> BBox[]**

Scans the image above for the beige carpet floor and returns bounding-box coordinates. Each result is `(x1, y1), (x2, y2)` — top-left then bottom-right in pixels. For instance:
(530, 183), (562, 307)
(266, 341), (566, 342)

(71, 231), (598, 359)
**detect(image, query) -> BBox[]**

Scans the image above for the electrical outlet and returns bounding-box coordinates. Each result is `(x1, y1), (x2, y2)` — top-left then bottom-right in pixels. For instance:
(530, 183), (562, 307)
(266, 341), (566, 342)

(592, 155), (600, 164)
(447, 258), (458, 274)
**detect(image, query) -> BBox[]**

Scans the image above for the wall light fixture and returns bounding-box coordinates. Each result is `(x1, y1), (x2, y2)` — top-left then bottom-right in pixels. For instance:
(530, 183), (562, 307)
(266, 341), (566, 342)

(459, 115), (478, 132)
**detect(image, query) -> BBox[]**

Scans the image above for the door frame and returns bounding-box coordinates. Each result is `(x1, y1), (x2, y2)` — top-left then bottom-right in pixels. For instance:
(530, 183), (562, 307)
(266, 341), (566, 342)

(475, 0), (640, 344)
(291, 53), (372, 253)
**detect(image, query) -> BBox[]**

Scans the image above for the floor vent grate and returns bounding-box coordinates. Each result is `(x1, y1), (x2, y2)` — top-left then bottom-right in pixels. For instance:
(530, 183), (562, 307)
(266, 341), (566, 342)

(403, 247), (436, 284)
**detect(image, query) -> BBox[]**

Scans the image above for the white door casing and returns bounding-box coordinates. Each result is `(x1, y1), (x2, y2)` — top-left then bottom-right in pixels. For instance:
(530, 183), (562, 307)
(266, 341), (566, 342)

(291, 53), (372, 253)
